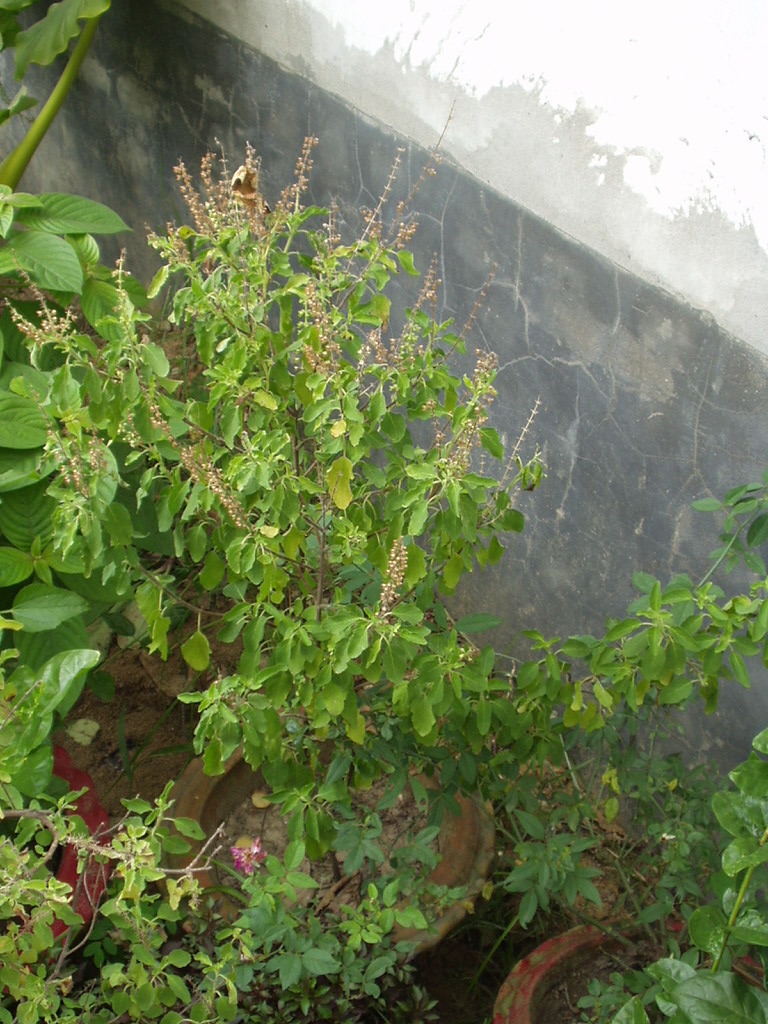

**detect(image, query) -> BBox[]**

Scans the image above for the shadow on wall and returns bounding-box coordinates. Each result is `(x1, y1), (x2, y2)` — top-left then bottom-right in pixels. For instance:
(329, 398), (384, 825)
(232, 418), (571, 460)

(4, 0), (768, 765)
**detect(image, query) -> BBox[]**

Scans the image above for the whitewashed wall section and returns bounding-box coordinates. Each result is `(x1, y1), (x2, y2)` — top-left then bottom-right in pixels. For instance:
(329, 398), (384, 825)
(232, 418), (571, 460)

(177, 0), (768, 353)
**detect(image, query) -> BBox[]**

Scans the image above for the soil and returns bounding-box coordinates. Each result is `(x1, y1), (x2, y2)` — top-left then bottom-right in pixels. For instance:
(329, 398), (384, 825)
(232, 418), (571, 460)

(55, 645), (194, 818)
(54, 617), (242, 816)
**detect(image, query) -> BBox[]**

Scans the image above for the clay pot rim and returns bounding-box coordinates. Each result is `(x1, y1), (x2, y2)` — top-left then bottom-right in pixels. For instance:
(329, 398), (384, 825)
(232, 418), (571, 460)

(169, 747), (495, 953)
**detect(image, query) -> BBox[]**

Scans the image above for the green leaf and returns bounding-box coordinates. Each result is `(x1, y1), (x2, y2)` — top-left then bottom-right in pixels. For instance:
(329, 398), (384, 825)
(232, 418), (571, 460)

(39, 647), (100, 712)
(301, 947), (341, 977)
(518, 888), (538, 927)
(712, 790), (768, 839)
(688, 904), (728, 956)
(514, 808), (546, 839)
(408, 499), (429, 537)
(730, 650), (751, 689)
(655, 968), (768, 1022)
(327, 456), (353, 510)
(730, 755), (768, 798)
(0, 393), (47, 448)
(476, 695), (492, 735)
(0, 88), (37, 134)
(611, 998), (650, 1024)
(454, 613), (502, 634)
(411, 697), (436, 737)
(142, 342), (170, 378)
(479, 427), (504, 458)
(722, 835), (768, 876)
(12, 582), (88, 632)
(165, 948), (192, 969)
(199, 551), (225, 591)
(80, 276), (121, 329)
(172, 817), (205, 840)
(396, 249), (419, 275)
(605, 618), (642, 642)
(16, 192), (127, 235)
(632, 571), (658, 594)
(14, 2), (112, 77)
(0, 544), (33, 585)
(0, 230), (82, 291)
(276, 952), (303, 989)
(442, 553), (464, 591)
(180, 630), (210, 672)
(748, 513), (768, 549)
(731, 910), (768, 947)
(753, 727), (768, 755)
(0, 446), (46, 491)
(147, 264), (169, 299)
(11, 742), (52, 796)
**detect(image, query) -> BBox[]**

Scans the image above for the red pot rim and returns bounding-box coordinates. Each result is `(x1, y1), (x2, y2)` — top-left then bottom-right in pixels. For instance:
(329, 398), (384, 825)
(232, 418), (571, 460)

(493, 925), (615, 1024)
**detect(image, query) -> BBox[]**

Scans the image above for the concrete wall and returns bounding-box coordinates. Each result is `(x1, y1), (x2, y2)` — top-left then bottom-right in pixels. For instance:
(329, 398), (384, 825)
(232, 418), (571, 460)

(178, 0), (768, 356)
(4, 0), (768, 761)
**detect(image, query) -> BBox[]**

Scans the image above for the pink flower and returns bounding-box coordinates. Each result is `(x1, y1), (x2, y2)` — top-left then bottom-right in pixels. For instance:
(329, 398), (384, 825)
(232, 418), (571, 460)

(230, 838), (267, 875)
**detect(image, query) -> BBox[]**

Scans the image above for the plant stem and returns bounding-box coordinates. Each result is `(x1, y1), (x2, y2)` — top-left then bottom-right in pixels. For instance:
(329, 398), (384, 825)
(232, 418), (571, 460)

(0, 16), (104, 189)
(711, 824), (768, 971)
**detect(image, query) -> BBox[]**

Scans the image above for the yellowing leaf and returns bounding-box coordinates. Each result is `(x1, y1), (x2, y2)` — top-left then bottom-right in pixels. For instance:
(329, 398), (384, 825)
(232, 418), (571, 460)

(330, 418), (346, 438)
(345, 711), (366, 744)
(180, 630), (211, 672)
(253, 390), (278, 411)
(250, 790), (271, 809)
(282, 526), (304, 560)
(65, 718), (100, 746)
(327, 456), (353, 510)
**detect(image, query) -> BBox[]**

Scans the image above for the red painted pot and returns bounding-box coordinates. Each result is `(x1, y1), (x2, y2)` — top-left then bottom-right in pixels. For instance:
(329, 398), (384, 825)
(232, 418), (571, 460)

(52, 745), (111, 938)
(493, 925), (619, 1024)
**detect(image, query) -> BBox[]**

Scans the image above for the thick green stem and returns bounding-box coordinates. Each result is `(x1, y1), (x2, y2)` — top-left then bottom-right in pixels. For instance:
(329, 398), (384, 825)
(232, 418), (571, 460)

(0, 16), (103, 189)
(711, 824), (768, 972)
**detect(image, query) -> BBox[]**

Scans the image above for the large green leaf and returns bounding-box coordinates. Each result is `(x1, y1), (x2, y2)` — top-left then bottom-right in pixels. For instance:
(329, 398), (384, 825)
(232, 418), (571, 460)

(81, 275), (121, 331)
(0, 230), (83, 291)
(10, 742), (52, 797)
(611, 998), (649, 1024)
(655, 969), (768, 1022)
(688, 904), (728, 957)
(0, 544), (32, 585)
(712, 790), (768, 840)
(0, 446), (46, 491)
(13, 0), (110, 77)
(12, 582), (88, 632)
(0, 392), (47, 448)
(14, 612), (90, 672)
(0, 479), (55, 548)
(16, 193), (128, 235)
(722, 835), (768, 877)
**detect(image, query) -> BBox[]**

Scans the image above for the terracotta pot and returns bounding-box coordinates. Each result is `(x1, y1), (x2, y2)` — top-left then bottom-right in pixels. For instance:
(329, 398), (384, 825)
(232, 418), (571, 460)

(51, 745), (111, 938)
(169, 748), (495, 952)
(493, 920), (767, 1022)
(493, 925), (622, 1024)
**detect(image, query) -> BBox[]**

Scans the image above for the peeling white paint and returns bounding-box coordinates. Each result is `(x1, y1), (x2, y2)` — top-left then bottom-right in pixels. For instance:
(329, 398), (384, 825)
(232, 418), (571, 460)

(174, 0), (768, 351)
(300, 1), (768, 248)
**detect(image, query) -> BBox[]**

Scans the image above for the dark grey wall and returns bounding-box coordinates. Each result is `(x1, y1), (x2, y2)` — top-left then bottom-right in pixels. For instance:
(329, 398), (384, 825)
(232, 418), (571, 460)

(5, 0), (768, 762)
